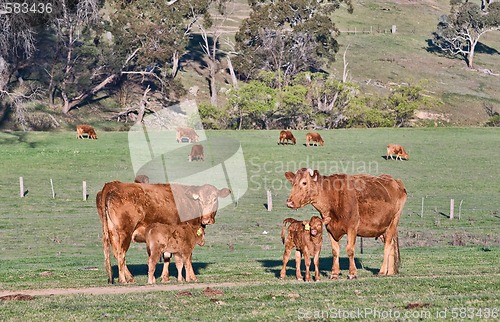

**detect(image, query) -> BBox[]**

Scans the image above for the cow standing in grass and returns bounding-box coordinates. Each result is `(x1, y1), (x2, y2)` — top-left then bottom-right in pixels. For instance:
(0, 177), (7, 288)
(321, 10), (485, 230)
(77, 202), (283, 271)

(278, 130), (296, 145)
(189, 144), (204, 162)
(386, 144), (409, 161)
(280, 216), (331, 282)
(76, 125), (97, 139)
(96, 181), (231, 284)
(305, 132), (324, 147)
(285, 168), (407, 279)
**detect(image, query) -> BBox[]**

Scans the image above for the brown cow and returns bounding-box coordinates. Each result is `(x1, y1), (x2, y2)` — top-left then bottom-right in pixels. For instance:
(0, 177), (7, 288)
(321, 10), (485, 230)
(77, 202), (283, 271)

(76, 124), (97, 139)
(189, 144), (204, 162)
(146, 222), (205, 284)
(134, 175), (150, 183)
(96, 181), (231, 284)
(278, 130), (296, 145)
(285, 168), (407, 279)
(386, 144), (409, 161)
(176, 127), (199, 143)
(280, 216), (331, 282)
(306, 132), (324, 147)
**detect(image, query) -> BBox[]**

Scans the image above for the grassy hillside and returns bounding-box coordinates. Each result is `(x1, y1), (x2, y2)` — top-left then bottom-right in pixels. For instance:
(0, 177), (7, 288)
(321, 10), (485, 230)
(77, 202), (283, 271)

(0, 128), (499, 319)
(179, 0), (500, 126)
(327, 0), (500, 125)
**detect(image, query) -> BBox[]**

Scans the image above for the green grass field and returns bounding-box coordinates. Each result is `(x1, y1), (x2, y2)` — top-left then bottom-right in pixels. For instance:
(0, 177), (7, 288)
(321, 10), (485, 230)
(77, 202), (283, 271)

(0, 128), (499, 320)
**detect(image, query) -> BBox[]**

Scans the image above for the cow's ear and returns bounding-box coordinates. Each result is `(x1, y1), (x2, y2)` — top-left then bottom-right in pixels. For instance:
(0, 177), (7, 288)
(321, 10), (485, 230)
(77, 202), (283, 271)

(284, 172), (295, 183)
(218, 188), (231, 198)
(322, 217), (331, 225)
(186, 187), (200, 200)
(312, 170), (320, 182)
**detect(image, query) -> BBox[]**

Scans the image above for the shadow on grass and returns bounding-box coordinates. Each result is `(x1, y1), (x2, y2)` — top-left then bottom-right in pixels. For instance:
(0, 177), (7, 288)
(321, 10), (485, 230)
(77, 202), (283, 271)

(258, 257), (379, 279)
(0, 132), (38, 148)
(112, 262), (210, 280)
(381, 155), (408, 161)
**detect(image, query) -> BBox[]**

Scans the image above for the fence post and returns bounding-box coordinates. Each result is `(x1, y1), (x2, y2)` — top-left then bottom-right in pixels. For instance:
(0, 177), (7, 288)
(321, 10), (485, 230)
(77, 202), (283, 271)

(19, 176), (24, 197)
(421, 197), (425, 218)
(360, 237), (364, 254)
(458, 200), (463, 220)
(50, 178), (55, 199)
(83, 181), (87, 201)
(450, 199), (454, 220)
(267, 190), (272, 211)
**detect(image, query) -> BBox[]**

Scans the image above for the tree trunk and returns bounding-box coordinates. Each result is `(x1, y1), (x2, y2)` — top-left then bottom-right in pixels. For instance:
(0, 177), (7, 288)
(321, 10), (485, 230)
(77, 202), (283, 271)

(171, 51), (179, 78)
(62, 74), (118, 114)
(226, 55), (238, 88)
(467, 40), (476, 69)
(136, 86), (151, 125)
(209, 60), (218, 107)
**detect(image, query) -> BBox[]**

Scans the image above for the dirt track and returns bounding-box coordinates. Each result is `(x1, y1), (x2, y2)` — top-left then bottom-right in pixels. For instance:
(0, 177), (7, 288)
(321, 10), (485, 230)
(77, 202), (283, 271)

(0, 281), (257, 298)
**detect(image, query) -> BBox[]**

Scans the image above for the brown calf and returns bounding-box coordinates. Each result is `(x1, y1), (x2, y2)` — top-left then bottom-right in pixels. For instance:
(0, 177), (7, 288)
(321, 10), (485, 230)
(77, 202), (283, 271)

(386, 144), (409, 161)
(145, 222), (205, 284)
(280, 216), (331, 282)
(176, 127), (199, 143)
(76, 124), (97, 139)
(306, 132), (324, 147)
(189, 144), (204, 162)
(278, 130), (296, 145)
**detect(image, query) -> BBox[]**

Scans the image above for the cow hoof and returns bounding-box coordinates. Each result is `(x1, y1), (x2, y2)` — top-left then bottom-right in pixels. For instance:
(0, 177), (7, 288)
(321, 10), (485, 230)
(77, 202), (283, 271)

(348, 274), (357, 280)
(329, 274), (339, 280)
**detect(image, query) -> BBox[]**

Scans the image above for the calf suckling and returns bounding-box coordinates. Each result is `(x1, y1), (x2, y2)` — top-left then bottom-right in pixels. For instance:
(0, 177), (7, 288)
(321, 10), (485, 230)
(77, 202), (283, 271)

(145, 222), (205, 284)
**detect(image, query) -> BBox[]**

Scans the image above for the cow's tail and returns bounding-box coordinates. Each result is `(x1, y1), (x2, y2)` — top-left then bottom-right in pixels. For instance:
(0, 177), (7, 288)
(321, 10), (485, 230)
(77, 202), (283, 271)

(281, 218), (297, 244)
(393, 231), (400, 274)
(96, 184), (113, 284)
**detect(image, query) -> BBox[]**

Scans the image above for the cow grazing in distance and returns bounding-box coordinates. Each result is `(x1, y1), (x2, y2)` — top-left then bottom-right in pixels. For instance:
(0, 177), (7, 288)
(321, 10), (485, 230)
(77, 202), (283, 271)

(278, 130), (296, 145)
(189, 144), (204, 162)
(386, 144), (409, 161)
(96, 181), (231, 284)
(306, 132), (324, 147)
(280, 216), (331, 282)
(285, 168), (407, 279)
(176, 127), (199, 143)
(76, 124), (97, 139)
(145, 222), (205, 284)
(134, 175), (150, 183)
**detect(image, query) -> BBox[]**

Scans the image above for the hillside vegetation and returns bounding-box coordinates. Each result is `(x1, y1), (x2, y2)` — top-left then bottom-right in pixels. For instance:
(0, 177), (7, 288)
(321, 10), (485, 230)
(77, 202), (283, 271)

(1, 0), (499, 129)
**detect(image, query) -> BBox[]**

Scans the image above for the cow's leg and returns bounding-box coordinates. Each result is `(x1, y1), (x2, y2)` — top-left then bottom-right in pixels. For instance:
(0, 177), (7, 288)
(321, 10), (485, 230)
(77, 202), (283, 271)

(346, 230), (358, 279)
(294, 250), (303, 280)
(380, 220), (400, 275)
(110, 229), (135, 284)
(328, 233), (341, 279)
(174, 255), (184, 282)
(147, 251), (160, 284)
(313, 250), (321, 281)
(303, 250), (311, 282)
(279, 243), (293, 279)
(160, 253), (171, 282)
(184, 253), (197, 282)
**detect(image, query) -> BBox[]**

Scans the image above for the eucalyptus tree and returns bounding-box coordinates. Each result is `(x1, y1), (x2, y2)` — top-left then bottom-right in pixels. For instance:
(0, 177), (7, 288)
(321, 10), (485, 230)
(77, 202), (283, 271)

(234, 0), (353, 88)
(432, 0), (500, 69)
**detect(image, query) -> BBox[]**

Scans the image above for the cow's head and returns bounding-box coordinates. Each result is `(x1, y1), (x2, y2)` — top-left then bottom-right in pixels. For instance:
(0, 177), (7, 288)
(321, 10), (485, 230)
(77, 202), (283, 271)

(185, 185), (231, 225)
(285, 168), (321, 209)
(195, 226), (205, 246)
(305, 216), (331, 237)
(291, 136), (296, 145)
